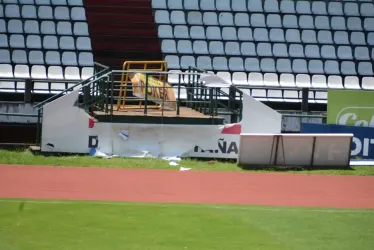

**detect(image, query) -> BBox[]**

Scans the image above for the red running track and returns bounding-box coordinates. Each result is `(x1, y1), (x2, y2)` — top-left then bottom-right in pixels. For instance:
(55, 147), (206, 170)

(0, 165), (374, 209)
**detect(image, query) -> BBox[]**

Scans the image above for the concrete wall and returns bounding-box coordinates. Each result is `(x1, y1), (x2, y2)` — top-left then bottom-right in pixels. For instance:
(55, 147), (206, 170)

(41, 90), (94, 153)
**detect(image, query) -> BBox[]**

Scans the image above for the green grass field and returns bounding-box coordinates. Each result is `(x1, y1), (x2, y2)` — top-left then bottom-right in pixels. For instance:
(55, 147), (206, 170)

(1, 149), (374, 176)
(0, 200), (373, 250)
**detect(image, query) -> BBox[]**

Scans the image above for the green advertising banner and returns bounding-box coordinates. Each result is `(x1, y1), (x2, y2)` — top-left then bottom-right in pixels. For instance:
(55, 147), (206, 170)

(327, 90), (374, 127)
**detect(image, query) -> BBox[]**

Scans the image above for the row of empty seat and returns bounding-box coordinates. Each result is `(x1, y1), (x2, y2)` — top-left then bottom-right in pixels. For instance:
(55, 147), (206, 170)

(0, 81), (77, 93)
(0, 5), (86, 20)
(161, 71), (328, 103)
(152, 0), (374, 17)
(0, 50), (93, 65)
(0, 20), (89, 35)
(1, 0), (83, 6)
(0, 34), (91, 50)
(155, 10), (374, 31)
(162, 40), (374, 61)
(166, 71), (329, 103)
(0, 64), (93, 79)
(155, 11), (374, 32)
(159, 25), (374, 42)
(165, 55), (374, 75)
(168, 70), (374, 90)
(242, 89), (327, 103)
(159, 26), (374, 44)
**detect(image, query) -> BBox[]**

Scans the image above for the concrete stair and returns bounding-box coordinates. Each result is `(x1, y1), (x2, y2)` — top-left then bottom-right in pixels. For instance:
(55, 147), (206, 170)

(84, 0), (162, 69)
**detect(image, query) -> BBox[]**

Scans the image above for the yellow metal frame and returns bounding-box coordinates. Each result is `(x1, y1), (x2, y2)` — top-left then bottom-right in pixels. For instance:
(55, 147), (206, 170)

(117, 61), (168, 111)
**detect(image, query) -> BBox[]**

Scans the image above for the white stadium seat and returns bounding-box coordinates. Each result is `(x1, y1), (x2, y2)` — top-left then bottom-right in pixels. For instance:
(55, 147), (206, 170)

(174, 25), (189, 39)
(229, 57), (244, 71)
(187, 12), (202, 25)
(264, 0), (279, 12)
(193, 40), (208, 54)
(152, 0), (167, 9)
(29, 50), (45, 64)
(78, 52), (94, 66)
(55, 7), (70, 20)
(14, 65), (30, 78)
(12, 50), (28, 64)
(216, 0), (231, 11)
(73, 22), (89, 36)
(22, 5), (37, 18)
(312, 1), (327, 15)
(362, 77), (374, 90)
(233, 0), (247, 11)
(0, 50), (11, 63)
(232, 72), (246, 85)
(10, 34), (25, 48)
(179, 56), (194, 69)
(52, 0), (68, 5)
(158, 25), (173, 38)
(62, 52), (78, 66)
(248, 72), (263, 86)
(48, 66), (64, 79)
(61, 36), (76, 50)
(31, 65), (47, 79)
(26, 35), (42, 49)
(312, 75), (327, 88)
(24, 21), (40, 34)
(71, 7), (86, 21)
(201, 0), (215, 11)
(41, 21), (56, 35)
(68, 0), (84, 6)
(184, 0), (198, 10)
(38, 6), (53, 19)
(57, 22), (72, 35)
(81, 67), (94, 80)
(46, 51), (61, 65)
(344, 76), (360, 89)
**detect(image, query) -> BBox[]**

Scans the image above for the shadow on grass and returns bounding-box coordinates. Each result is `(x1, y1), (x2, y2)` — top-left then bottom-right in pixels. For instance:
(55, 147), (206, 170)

(187, 157), (355, 172)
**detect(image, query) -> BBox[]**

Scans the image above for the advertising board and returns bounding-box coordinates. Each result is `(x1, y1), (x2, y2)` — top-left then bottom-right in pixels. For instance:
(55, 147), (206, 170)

(130, 73), (176, 110)
(327, 90), (374, 127)
(301, 123), (374, 160)
(237, 133), (352, 168)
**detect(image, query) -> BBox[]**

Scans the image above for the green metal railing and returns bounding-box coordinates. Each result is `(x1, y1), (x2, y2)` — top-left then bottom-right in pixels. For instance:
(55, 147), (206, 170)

(186, 67), (244, 123)
(105, 69), (241, 121)
(33, 62), (110, 110)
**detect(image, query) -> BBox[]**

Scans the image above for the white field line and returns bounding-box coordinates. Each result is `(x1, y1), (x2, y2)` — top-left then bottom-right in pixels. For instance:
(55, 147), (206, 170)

(0, 199), (373, 214)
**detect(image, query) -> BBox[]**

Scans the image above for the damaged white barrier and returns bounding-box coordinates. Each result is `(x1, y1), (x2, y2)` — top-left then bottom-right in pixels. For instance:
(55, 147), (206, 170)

(237, 133), (353, 168)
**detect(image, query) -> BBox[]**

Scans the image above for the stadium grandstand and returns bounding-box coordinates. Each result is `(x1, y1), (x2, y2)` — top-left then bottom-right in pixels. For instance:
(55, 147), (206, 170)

(153, 0), (374, 110)
(0, 0), (374, 143)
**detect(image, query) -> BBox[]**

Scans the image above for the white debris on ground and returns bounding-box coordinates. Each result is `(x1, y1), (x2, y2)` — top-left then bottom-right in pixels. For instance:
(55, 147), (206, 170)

(162, 156), (181, 162)
(89, 148), (192, 171)
(169, 161), (179, 166)
(89, 148), (119, 159)
(163, 157), (191, 171)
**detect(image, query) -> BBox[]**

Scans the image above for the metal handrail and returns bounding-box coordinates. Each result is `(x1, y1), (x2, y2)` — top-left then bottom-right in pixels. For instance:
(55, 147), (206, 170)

(0, 77), (79, 83)
(282, 114), (326, 118)
(111, 70), (211, 75)
(0, 112), (38, 117)
(33, 65), (111, 109)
